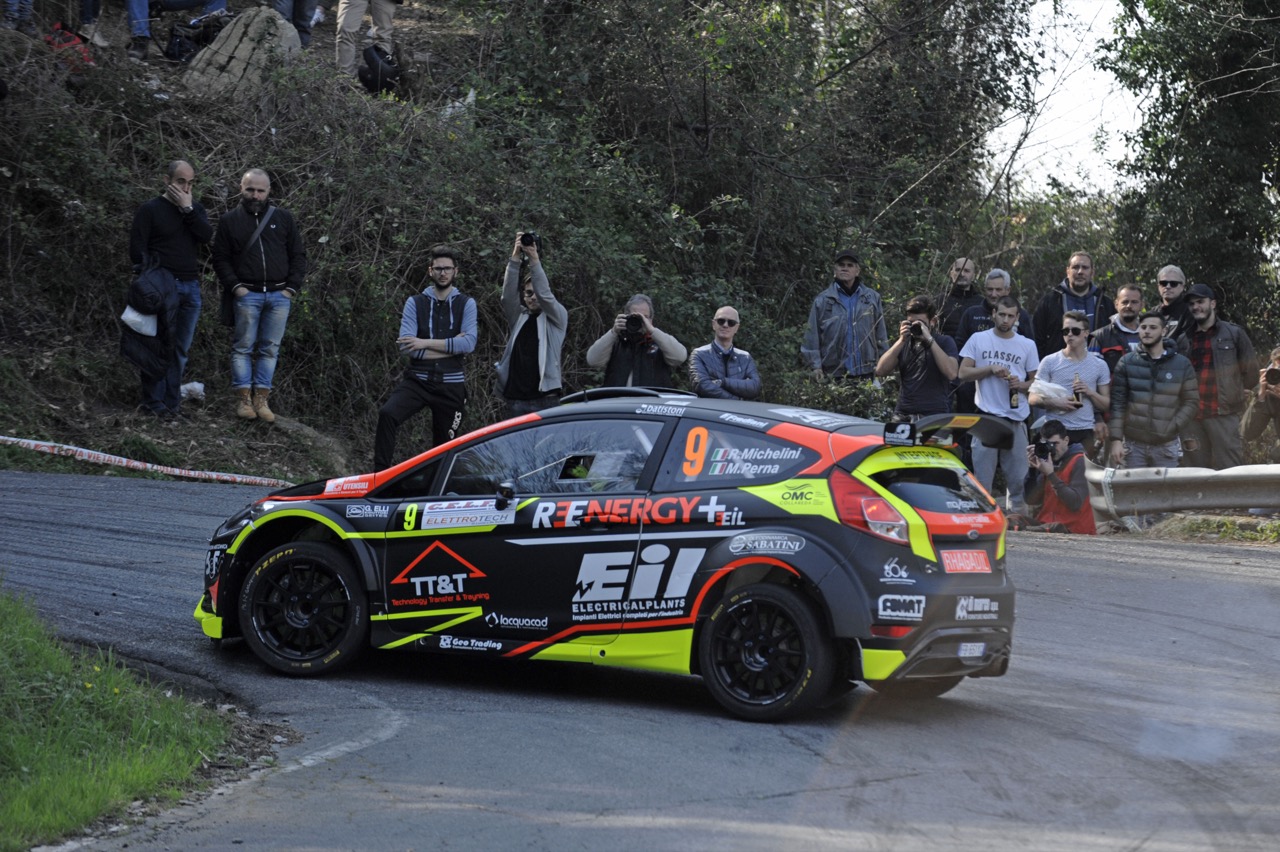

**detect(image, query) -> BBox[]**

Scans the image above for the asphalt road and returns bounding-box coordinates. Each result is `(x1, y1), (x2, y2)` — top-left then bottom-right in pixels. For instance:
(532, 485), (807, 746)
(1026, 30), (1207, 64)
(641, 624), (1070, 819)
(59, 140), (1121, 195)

(3, 471), (1278, 851)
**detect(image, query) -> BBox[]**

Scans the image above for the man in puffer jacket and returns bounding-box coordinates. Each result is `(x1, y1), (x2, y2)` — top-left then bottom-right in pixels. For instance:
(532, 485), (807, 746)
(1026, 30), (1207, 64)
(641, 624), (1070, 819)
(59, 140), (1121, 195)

(1108, 311), (1199, 469)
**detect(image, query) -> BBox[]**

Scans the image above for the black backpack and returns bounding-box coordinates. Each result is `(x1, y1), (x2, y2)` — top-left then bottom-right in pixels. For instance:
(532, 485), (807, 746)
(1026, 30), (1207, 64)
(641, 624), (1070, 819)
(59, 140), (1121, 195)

(163, 10), (236, 63)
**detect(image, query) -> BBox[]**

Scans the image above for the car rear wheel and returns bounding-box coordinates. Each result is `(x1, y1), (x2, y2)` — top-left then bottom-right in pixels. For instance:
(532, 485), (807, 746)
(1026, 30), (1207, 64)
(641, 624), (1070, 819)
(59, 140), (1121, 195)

(239, 542), (367, 676)
(866, 676), (963, 699)
(698, 583), (834, 722)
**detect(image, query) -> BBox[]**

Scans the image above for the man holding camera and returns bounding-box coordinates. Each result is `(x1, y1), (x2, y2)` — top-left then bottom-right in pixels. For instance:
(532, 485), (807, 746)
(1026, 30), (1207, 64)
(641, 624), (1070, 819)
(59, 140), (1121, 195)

(802, 248), (887, 381)
(874, 295), (958, 420)
(690, 306), (762, 400)
(1107, 312), (1198, 469)
(1181, 282), (1258, 469)
(1243, 347), (1280, 462)
(1014, 419), (1096, 534)
(374, 246), (477, 470)
(495, 232), (568, 418)
(586, 294), (687, 387)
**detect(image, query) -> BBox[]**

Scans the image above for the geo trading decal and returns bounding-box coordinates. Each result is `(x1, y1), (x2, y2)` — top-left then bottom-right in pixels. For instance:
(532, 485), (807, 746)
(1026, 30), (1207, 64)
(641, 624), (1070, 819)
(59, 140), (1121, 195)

(389, 541), (490, 607)
(532, 495), (743, 529)
(878, 594), (926, 621)
(570, 544), (705, 623)
(399, 498), (516, 531)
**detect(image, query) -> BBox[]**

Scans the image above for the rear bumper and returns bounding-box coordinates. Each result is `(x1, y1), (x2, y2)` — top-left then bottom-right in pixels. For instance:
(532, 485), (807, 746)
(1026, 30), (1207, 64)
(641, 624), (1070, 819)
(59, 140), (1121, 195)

(862, 626), (1011, 682)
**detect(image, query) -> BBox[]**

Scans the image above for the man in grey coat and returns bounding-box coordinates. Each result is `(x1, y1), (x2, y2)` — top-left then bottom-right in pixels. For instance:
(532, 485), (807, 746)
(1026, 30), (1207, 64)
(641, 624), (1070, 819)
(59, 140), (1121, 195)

(494, 232), (569, 419)
(801, 248), (887, 381)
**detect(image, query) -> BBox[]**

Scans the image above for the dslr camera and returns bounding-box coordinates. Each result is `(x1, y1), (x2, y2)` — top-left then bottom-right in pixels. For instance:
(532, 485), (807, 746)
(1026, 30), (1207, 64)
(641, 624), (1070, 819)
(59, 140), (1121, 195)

(1033, 441), (1053, 460)
(621, 313), (646, 343)
(909, 321), (925, 338)
(519, 231), (543, 253)
(1265, 366), (1280, 386)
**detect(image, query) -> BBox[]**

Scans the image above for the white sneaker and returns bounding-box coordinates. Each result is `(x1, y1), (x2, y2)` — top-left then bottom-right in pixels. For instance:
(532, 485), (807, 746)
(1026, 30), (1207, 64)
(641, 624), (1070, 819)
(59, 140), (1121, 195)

(83, 21), (111, 47)
(311, 8), (324, 26)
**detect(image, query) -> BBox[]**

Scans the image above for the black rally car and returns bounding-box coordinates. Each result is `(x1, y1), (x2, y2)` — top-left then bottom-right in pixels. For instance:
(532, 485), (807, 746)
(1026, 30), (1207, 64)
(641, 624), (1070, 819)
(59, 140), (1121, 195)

(197, 390), (1015, 721)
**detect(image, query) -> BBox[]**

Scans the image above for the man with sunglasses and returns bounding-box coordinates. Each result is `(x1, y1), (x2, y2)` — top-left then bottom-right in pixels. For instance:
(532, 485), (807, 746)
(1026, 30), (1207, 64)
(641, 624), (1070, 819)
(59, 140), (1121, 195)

(874, 294), (958, 420)
(690, 306), (761, 400)
(1154, 264), (1194, 340)
(1029, 310), (1110, 459)
(374, 246), (477, 470)
(495, 232), (568, 419)
(1015, 419), (1096, 534)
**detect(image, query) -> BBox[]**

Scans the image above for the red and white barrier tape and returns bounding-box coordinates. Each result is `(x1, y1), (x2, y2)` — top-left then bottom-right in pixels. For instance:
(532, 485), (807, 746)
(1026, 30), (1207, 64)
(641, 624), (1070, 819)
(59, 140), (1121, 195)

(0, 435), (294, 488)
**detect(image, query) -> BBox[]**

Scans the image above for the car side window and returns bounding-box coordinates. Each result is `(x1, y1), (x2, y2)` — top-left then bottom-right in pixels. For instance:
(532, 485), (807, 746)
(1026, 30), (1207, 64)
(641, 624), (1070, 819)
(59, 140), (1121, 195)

(443, 420), (663, 496)
(654, 421), (820, 491)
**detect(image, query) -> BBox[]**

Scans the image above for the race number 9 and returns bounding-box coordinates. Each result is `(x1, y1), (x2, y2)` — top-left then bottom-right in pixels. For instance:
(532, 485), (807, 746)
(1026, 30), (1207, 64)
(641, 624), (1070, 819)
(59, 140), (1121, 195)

(682, 426), (709, 477)
(403, 503), (418, 531)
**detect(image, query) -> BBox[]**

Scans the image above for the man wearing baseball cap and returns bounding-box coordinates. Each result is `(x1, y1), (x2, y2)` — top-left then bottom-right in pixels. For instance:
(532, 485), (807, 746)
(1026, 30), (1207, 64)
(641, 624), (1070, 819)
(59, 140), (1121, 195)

(801, 248), (887, 382)
(1182, 282), (1258, 468)
(1154, 264), (1194, 340)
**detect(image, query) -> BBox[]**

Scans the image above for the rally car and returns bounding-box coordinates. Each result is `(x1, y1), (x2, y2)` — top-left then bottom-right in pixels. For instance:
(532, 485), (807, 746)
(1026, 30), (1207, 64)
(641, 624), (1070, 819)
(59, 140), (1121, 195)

(196, 389), (1015, 721)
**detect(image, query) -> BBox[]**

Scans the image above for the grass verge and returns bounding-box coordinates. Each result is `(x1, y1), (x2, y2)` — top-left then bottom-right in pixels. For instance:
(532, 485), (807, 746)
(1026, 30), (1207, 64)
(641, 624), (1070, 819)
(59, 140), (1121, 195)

(0, 587), (231, 852)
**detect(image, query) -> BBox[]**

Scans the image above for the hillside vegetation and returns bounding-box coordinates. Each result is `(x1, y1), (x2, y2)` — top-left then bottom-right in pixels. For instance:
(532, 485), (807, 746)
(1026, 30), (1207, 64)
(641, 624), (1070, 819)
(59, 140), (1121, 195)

(9, 0), (1263, 485)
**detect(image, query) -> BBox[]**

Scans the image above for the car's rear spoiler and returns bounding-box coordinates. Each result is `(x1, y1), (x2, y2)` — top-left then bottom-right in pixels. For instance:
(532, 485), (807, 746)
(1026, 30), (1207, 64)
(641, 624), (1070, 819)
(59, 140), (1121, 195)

(836, 414), (1016, 471)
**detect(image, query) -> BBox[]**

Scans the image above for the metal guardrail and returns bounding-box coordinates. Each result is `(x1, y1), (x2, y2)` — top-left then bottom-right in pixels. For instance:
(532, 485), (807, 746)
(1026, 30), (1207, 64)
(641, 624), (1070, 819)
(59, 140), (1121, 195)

(1084, 458), (1280, 523)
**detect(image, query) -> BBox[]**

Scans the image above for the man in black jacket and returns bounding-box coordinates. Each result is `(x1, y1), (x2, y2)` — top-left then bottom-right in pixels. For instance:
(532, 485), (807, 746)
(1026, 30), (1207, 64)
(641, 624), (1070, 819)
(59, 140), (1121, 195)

(586, 294), (687, 387)
(1032, 251), (1115, 359)
(128, 159), (213, 418)
(212, 169), (307, 424)
(1108, 312), (1199, 469)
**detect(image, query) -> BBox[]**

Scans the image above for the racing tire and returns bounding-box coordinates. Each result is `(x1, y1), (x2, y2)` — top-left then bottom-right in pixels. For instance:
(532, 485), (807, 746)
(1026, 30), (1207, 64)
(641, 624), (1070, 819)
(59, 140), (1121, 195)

(698, 583), (834, 722)
(239, 542), (368, 676)
(866, 676), (963, 699)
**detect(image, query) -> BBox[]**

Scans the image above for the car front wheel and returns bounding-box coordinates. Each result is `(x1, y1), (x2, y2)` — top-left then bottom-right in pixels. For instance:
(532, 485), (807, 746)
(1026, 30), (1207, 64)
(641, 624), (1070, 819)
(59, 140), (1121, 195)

(239, 542), (368, 676)
(698, 583), (834, 722)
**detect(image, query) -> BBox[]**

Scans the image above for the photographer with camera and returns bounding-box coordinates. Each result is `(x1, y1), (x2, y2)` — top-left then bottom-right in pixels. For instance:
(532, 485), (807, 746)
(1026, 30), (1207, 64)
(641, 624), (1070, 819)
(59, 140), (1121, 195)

(1010, 419), (1096, 534)
(1242, 347), (1280, 463)
(494, 231), (568, 419)
(586, 294), (687, 388)
(874, 295), (958, 420)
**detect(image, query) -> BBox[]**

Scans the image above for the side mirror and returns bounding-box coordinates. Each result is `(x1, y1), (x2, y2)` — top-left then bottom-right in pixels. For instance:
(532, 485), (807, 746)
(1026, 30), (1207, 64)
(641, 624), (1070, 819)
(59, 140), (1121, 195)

(495, 480), (516, 511)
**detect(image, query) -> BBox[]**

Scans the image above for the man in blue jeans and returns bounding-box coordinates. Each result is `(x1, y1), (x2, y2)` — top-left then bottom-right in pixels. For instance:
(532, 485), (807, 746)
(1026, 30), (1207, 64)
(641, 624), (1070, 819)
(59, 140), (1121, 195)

(128, 159), (213, 418)
(212, 168), (307, 424)
(126, 0), (227, 61)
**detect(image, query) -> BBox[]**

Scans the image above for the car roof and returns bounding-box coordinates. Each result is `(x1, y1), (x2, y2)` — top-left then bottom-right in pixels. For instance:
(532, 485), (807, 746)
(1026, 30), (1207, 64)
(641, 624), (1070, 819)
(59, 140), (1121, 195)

(547, 389), (885, 438)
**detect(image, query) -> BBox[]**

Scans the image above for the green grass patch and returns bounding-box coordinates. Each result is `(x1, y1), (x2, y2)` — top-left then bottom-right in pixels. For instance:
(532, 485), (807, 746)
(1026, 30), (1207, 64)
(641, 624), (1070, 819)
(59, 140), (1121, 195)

(0, 588), (231, 851)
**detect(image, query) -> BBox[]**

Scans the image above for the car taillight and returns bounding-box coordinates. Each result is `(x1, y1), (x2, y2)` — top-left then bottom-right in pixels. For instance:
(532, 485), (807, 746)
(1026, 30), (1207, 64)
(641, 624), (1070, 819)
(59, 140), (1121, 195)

(829, 469), (909, 544)
(870, 625), (914, 638)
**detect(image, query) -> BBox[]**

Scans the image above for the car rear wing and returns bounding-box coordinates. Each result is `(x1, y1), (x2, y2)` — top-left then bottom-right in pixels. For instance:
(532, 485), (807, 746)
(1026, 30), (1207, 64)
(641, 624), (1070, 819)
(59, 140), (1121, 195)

(835, 414), (1016, 472)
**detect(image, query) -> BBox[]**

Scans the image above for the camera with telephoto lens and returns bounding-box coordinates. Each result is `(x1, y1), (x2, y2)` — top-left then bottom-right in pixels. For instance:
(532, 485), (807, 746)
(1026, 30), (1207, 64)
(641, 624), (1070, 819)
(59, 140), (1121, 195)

(1266, 367), (1280, 385)
(1033, 441), (1052, 460)
(519, 231), (542, 253)
(909, 321), (925, 338)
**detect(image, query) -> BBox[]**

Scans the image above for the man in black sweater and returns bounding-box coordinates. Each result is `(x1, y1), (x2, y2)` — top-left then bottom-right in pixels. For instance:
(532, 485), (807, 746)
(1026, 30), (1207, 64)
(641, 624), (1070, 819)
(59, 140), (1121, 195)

(127, 159), (213, 417)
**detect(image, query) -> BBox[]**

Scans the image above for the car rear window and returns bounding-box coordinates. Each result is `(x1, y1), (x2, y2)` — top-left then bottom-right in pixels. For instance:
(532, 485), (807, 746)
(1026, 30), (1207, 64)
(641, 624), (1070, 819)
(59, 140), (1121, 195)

(869, 467), (997, 514)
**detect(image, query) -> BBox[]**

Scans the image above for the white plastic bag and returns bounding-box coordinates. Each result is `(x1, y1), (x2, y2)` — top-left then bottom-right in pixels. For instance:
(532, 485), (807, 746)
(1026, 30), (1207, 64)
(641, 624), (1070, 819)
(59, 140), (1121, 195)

(120, 304), (157, 336)
(1028, 378), (1070, 400)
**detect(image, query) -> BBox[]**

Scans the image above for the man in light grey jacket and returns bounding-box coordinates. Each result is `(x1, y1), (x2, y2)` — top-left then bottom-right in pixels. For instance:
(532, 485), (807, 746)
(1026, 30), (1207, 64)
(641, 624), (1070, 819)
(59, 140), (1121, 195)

(494, 232), (569, 419)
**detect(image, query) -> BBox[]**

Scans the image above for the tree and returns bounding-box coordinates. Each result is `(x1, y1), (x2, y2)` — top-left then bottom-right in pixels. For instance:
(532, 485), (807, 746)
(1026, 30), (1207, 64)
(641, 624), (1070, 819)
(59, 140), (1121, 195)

(1100, 0), (1280, 328)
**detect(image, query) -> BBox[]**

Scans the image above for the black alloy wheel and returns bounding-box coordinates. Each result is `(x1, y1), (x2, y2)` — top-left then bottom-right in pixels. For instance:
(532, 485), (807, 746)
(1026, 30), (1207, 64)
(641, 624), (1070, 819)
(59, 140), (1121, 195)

(239, 542), (368, 675)
(698, 583), (834, 722)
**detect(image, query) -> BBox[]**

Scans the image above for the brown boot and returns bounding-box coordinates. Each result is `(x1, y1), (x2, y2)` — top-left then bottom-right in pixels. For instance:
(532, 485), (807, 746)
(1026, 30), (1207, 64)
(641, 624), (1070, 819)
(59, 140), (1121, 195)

(235, 388), (257, 420)
(252, 389), (276, 424)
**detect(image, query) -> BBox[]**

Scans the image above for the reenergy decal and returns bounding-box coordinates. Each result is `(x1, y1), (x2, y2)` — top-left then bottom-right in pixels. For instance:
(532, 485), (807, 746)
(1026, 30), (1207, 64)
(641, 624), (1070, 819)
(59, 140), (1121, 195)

(532, 495), (743, 528)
